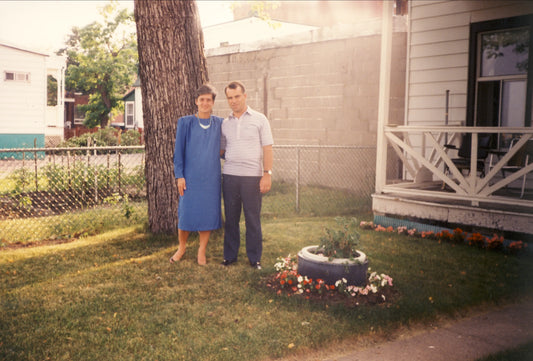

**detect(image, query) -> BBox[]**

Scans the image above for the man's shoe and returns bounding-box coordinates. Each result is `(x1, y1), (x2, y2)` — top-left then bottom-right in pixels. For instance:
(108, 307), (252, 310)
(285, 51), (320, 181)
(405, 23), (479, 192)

(221, 259), (236, 266)
(250, 262), (262, 270)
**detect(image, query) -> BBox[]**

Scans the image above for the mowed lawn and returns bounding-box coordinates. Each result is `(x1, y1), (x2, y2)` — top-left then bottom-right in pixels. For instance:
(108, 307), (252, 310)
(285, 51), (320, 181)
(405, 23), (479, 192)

(1, 216), (532, 361)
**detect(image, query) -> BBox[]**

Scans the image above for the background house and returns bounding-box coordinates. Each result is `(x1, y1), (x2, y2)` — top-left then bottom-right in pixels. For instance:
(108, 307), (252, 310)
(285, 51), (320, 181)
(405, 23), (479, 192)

(122, 77), (144, 131)
(0, 42), (66, 153)
(64, 91), (93, 139)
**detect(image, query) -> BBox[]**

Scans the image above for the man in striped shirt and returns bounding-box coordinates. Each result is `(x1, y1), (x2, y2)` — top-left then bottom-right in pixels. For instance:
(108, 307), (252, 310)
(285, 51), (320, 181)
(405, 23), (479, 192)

(220, 81), (274, 270)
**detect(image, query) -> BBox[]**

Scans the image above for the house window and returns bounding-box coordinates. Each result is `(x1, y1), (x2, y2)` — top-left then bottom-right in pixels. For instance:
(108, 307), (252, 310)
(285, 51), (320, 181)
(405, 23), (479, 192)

(467, 15), (533, 149)
(125, 101), (135, 128)
(74, 105), (85, 125)
(4, 71), (30, 82)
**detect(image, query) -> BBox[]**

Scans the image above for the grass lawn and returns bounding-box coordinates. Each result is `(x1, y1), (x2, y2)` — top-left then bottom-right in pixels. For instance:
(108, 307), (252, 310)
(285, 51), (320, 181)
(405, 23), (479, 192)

(1, 216), (532, 360)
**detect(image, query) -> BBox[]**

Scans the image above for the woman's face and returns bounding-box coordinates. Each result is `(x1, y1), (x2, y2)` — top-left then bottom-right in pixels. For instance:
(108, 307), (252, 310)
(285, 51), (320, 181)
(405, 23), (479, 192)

(196, 93), (214, 115)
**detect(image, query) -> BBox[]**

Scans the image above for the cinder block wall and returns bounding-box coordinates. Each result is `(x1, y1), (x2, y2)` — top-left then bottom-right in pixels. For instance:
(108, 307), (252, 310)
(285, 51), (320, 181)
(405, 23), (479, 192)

(207, 32), (406, 147)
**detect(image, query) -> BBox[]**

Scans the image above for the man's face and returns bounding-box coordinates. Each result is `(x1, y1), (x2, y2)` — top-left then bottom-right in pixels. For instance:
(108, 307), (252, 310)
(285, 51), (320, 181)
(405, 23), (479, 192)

(195, 93), (214, 114)
(225, 87), (247, 115)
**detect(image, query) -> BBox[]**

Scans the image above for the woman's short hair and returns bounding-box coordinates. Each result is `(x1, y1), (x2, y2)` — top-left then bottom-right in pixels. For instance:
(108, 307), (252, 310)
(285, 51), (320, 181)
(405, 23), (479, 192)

(196, 84), (217, 101)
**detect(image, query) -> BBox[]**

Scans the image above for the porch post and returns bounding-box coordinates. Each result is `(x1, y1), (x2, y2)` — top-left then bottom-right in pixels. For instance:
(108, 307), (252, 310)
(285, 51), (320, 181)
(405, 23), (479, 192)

(375, 0), (393, 193)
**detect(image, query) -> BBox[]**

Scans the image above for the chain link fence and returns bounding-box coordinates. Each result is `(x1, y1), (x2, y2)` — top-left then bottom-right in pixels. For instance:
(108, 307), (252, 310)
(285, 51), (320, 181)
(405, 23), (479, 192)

(0, 145), (375, 245)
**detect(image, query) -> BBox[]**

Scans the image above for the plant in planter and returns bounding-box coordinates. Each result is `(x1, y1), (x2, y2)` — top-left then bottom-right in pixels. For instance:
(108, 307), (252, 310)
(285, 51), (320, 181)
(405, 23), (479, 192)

(297, 217), (369, 286)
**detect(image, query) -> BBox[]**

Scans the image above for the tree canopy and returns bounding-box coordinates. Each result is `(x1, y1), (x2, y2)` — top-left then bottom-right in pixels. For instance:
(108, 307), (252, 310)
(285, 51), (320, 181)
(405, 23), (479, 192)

(59, 1), (138, 128)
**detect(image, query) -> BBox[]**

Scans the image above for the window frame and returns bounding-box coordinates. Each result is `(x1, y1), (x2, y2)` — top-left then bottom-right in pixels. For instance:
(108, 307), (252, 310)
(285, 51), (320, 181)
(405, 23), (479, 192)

(74, 105), (85, 125)
(4, 71), (31, 82)
(466, 14), (533, 130)
(125, 101), (135, 128)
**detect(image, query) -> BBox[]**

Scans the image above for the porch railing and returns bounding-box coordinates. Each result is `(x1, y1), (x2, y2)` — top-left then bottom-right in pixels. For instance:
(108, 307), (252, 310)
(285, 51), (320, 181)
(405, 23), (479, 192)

(378, 126), (533, 207)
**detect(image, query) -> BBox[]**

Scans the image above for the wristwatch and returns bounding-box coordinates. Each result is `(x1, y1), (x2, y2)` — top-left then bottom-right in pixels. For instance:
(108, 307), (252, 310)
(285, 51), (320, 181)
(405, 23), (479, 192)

(263, 170), (272, 175)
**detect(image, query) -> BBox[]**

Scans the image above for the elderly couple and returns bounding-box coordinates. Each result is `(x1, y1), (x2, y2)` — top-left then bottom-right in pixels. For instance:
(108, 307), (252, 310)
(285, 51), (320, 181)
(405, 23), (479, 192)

(169, 81), (273, 270)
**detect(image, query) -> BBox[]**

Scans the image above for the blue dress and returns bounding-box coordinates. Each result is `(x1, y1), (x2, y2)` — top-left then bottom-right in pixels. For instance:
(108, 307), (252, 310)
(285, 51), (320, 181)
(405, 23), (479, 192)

(173, 115), (222, 231)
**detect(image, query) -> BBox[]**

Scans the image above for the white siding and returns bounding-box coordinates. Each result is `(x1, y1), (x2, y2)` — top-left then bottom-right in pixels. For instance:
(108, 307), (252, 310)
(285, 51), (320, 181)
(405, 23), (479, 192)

(134, 87), (143, 129)
(406, 0), (533, 127)
(0, 44), (47, 134)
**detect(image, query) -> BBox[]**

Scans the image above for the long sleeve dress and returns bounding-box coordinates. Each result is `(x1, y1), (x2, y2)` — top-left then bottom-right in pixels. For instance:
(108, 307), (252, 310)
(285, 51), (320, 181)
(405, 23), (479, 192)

(173, 115), (223, 231)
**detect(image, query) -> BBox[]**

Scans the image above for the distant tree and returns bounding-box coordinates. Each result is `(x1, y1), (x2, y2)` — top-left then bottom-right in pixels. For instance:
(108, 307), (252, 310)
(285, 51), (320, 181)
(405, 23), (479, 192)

(134, 0), (208, 234)
(232, 1), (280, 28)
(47, 75), (58, 106)
(59, 1), (138, 128)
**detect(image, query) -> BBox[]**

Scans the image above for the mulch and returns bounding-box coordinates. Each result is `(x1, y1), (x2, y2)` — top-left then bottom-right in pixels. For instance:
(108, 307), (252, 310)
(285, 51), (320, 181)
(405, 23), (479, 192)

(262, 273), (400, 308)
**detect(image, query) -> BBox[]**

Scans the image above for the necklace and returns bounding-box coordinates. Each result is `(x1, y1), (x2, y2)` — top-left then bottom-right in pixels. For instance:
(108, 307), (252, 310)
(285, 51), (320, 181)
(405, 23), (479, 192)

(196, 113), (212, 130)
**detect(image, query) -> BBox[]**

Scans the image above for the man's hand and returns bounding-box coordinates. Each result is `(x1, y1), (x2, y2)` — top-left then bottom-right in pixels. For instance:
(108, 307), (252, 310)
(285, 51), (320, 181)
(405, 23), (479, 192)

(176, 178), (186, 196)
(260, 174), (271, 194)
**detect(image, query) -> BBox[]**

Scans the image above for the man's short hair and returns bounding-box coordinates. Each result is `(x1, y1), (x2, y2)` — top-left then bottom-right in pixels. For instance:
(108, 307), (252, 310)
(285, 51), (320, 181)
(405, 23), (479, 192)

(196, 84), (217, 101)
(225, 81), (246, 95)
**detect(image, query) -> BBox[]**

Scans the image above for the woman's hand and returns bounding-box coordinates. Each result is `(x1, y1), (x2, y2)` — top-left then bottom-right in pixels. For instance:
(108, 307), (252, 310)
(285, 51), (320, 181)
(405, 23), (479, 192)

(176, 178), (186, 196)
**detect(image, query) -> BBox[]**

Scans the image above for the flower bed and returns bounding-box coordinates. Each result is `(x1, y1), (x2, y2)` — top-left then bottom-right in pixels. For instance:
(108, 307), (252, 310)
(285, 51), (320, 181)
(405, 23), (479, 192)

(359, 221), (527, 254)
(265, 255), (396, 307)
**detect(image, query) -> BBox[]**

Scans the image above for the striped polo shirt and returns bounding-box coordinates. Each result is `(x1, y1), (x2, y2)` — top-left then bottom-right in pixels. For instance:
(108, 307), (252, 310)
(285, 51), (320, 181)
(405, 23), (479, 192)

(221, 106), (274, 177)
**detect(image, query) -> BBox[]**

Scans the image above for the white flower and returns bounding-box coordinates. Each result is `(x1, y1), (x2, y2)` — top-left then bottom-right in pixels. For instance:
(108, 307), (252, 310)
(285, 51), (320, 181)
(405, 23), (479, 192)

(297, 276), (303, 283)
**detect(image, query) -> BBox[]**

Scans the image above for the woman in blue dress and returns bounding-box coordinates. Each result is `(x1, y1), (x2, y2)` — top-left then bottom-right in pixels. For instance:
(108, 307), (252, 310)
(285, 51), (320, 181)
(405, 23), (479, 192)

(170, 84), (223, 265)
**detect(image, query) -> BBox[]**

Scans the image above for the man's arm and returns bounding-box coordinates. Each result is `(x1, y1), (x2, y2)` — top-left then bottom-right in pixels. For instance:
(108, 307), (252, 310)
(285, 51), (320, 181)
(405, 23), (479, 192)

(260, 145), (273, 194)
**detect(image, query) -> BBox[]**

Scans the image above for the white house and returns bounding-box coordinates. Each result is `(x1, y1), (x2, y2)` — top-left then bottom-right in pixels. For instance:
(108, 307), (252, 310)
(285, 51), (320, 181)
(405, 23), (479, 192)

(0, 42), (66, 152)
(122, 77), (143, 131)
(373, 1), (533, 239)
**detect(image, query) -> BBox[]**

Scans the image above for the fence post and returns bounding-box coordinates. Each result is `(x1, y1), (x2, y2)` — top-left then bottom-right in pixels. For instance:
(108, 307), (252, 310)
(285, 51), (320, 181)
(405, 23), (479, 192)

(296, 147), (300, 213)
(67, 150), (72, 188)
(33, 138), (38, 191)
(85, 138), (91, 204)
(107, 153), (110, 190)
(118, 149), (122, 194)
(94, 145), (98, 203)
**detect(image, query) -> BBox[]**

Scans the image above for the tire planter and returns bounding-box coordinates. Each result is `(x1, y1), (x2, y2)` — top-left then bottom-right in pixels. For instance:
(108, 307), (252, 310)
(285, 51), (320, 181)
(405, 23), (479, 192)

(297, 246), (369, 286)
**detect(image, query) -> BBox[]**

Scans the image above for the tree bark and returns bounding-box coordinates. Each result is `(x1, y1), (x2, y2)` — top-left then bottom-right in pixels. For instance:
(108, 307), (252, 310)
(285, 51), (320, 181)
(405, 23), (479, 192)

(134, 0), (208, 234)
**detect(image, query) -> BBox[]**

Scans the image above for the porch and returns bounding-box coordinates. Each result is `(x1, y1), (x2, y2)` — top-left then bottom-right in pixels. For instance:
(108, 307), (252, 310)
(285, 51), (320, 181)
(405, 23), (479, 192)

(372, 126), (533, 239)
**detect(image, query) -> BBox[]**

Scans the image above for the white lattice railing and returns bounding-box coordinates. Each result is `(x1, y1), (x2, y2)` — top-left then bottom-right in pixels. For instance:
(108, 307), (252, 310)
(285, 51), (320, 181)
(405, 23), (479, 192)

(379, 126), (533, 207)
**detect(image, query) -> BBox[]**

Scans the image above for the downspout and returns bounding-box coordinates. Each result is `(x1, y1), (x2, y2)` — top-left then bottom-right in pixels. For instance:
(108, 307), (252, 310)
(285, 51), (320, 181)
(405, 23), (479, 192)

(375, 0), (393, 194)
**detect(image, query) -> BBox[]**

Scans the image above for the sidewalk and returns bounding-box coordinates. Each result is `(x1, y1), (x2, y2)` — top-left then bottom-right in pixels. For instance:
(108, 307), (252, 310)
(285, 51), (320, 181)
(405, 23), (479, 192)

(321, 301), (533, 361)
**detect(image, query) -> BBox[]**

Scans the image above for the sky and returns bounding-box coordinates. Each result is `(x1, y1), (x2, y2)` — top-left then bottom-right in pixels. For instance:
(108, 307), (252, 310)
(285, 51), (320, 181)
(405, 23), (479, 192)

(0, 0), (234, 53)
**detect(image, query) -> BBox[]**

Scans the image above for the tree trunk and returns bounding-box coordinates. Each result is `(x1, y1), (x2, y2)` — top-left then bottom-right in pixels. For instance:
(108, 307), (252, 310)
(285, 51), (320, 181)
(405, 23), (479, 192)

(134, 0), (209, 234)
